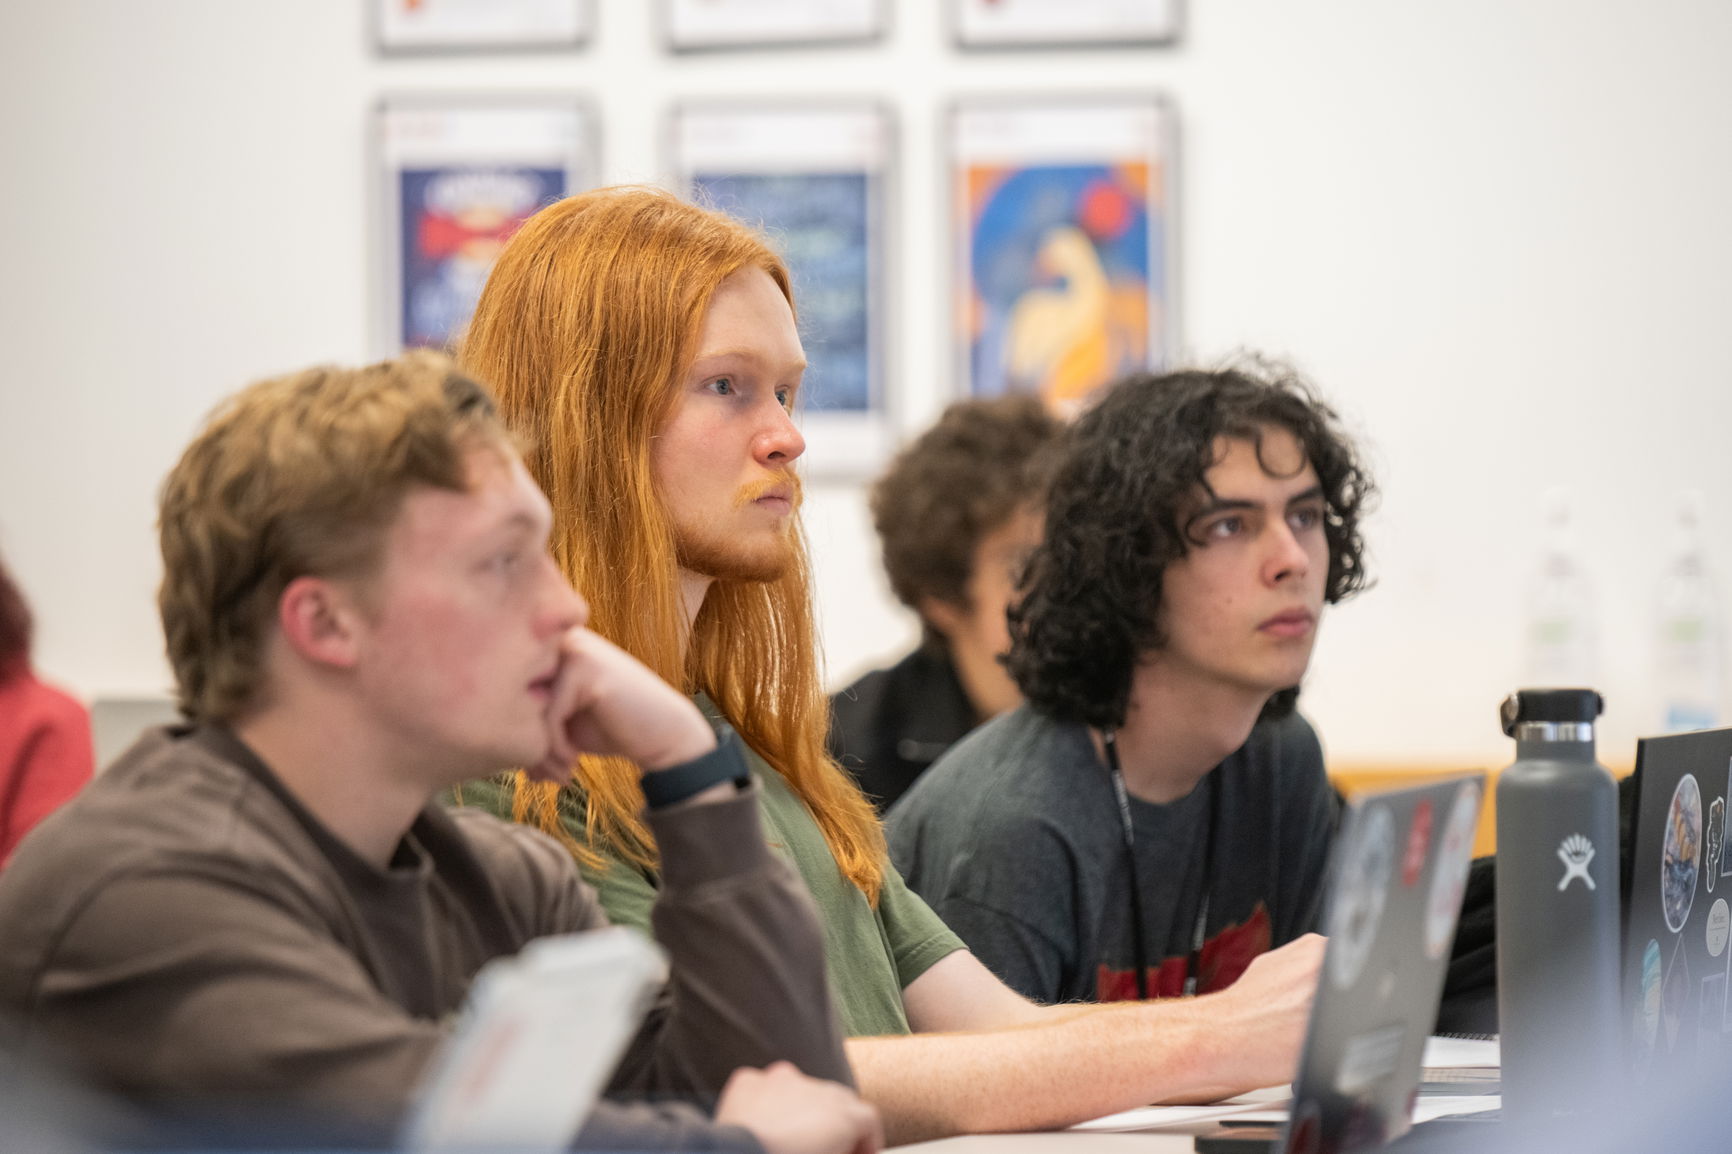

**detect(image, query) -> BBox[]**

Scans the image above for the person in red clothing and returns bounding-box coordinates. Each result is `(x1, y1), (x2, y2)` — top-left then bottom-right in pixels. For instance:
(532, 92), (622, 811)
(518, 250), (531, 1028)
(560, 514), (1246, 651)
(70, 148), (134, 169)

(0, 554), (94, 867)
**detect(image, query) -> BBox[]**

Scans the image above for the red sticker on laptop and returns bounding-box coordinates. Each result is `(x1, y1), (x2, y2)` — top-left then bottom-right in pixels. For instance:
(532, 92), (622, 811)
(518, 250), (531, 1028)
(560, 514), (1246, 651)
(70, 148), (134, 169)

(1424, 780), (1482, 959)
(1401, 799), (1433, 887)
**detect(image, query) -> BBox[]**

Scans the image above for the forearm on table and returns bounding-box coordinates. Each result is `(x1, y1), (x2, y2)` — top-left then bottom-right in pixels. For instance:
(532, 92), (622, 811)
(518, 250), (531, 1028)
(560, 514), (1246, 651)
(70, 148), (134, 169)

(844, 995), (1259, 1144)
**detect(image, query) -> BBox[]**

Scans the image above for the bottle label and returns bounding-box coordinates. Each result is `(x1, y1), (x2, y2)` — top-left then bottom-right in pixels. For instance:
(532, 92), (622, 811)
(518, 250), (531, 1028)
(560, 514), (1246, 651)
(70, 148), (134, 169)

(1557, 834), (1597, 891)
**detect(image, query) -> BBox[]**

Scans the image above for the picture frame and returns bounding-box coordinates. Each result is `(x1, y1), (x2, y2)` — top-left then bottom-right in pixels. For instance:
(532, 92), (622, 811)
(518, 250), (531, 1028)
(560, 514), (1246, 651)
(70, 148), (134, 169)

(669, 101), (895, 476)
(373, 0), (592, 54)
(949, 95), (1175, 410)
(950, 0), (1181, 48)
(375, 96), (597, 357)
(661, 0), (884, 53)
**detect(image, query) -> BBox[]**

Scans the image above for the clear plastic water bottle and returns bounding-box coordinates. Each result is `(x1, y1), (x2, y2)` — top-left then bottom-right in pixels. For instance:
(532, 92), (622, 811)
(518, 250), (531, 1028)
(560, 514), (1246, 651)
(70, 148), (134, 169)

(1495, 689), (1621, 1123)
(1525, 489), (1597, 687)
(1655, 490), (1725, 733)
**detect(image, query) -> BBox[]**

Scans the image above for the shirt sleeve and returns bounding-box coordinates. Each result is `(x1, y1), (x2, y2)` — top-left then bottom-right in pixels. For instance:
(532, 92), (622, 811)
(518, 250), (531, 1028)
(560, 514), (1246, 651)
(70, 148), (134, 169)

(563, 782), (855, 1096)
(576, 1100), (763, 1153)
(920, 893), (1067, 1003)
(873, 864), (967, 991)
(0, 698), (95, 867)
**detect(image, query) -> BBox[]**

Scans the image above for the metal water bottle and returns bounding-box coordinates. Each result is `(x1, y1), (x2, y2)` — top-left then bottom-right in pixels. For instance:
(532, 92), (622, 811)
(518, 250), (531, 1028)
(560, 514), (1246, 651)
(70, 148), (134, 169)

(1495, 688), (1621, 1121)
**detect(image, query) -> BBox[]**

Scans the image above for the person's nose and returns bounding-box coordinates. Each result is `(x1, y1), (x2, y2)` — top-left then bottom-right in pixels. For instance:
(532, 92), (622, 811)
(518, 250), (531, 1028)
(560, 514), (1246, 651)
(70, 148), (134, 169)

(541, 557), (589, 633)
(1264, 520), (1313, 586)
(753, 398), (806, 468)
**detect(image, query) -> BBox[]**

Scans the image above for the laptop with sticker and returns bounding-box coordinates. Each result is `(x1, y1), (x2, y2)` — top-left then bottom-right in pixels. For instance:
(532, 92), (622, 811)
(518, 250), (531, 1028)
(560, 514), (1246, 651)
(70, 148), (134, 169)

(1623, 727), (1732, 1087)
(1274, 772), (1487, 1153)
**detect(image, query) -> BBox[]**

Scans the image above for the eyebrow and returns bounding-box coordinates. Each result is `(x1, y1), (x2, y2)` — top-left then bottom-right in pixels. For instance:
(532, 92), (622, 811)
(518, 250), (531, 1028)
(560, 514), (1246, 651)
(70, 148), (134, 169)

(1192, 484), (1325, 515)
(690, 348), (809, 373)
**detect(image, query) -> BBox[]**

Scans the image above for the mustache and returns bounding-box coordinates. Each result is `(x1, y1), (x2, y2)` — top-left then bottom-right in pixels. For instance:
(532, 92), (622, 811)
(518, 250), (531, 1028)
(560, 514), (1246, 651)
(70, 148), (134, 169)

(733, 472), (804, 510)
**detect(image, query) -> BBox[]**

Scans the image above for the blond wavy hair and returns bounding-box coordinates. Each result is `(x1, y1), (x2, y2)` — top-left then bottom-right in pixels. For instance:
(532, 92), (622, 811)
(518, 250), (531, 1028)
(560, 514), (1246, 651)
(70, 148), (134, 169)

(157, 352), (508, 721)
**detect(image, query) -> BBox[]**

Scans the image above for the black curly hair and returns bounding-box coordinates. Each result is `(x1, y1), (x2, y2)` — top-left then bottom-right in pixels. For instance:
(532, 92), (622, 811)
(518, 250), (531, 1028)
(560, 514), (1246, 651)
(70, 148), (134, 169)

(1005, 362), (1375, 730)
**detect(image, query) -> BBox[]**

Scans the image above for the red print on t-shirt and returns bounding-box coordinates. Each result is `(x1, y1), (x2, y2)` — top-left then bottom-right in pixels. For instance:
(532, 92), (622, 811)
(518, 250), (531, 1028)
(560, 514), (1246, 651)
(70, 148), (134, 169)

(1094, 902), (1274, 1001)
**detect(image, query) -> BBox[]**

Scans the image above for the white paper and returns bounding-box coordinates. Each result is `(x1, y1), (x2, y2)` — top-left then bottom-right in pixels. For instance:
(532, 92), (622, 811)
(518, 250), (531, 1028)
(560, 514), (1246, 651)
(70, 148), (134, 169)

(1221, 1095), (1500, 1128)
(1421, 1034), (1501, 1069)
(1069, 1086), (1290, 1132)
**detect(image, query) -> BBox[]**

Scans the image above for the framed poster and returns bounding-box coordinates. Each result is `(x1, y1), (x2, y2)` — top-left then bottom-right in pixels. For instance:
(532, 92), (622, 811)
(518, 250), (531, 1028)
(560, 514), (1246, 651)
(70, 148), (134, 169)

(951, 0), (1180, 47)
(374, 0), (592, 53)
(671, 102), (893, 476)
(376, 96), (596, 357)
(661, 0), (883, 52)
(951, 96), (1174, 410)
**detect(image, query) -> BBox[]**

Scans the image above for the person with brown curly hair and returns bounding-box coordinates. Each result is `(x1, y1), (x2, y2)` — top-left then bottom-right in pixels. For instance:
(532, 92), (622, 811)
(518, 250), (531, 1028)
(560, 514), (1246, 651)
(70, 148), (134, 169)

(892, 363), (1374, 1007)
(829, 396), (1063, 812)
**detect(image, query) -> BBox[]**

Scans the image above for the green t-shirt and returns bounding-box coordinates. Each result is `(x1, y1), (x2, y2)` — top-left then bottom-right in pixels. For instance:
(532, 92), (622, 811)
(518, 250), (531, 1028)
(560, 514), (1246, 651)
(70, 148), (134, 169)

(451, 733), (962, 1038)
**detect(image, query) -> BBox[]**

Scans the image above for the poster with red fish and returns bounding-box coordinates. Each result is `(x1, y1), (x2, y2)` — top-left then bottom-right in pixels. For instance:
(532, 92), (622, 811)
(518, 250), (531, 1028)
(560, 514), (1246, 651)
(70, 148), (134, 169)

(952, 98), (1172, 411)
(377, 98), (595, 356)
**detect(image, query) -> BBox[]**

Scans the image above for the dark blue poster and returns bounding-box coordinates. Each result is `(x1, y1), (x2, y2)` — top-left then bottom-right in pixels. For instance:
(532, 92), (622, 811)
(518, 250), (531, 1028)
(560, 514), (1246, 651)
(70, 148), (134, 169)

(399, 166), (565, 351)
(694, 172), (873, 414)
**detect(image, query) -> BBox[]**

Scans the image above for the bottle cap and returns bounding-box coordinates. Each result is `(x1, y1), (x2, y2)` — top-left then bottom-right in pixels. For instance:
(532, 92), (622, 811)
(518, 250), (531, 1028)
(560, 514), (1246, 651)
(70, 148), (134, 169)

(1499, 688), (1604, 737)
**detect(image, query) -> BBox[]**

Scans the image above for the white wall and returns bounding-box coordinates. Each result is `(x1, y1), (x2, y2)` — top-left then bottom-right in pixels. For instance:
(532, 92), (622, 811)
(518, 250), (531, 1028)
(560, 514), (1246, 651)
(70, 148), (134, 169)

(2, 0), (1730, 770)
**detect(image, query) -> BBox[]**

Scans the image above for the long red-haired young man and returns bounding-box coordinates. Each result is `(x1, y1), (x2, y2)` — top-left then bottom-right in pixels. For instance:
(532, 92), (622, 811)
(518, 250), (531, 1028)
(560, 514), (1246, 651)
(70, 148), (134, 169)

(461, 186), (1325, 1143)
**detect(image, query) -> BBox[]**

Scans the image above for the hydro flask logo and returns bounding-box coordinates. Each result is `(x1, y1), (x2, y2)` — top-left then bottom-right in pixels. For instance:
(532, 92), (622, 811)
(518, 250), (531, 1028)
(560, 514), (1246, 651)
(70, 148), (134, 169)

(1557, 834), (1596, 891)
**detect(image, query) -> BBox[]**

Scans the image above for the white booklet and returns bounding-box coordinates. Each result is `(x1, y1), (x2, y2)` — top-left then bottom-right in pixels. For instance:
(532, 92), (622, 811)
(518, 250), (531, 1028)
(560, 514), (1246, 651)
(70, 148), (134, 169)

(401, 927), (668, 1153)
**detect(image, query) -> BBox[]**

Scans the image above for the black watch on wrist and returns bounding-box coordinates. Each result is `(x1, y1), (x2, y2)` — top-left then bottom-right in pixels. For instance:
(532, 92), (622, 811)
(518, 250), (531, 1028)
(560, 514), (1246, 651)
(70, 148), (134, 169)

(639, 724), (749, 810)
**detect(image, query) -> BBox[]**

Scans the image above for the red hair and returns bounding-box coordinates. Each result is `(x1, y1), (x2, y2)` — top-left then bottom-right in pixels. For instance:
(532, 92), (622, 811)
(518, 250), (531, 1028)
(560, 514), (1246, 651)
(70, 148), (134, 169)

(461, 186), (887, 901)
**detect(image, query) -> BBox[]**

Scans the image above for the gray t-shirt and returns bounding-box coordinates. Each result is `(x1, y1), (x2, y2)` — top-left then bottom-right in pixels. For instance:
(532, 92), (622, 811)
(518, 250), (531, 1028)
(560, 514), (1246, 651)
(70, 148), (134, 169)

(887, 705), (1336, 1004)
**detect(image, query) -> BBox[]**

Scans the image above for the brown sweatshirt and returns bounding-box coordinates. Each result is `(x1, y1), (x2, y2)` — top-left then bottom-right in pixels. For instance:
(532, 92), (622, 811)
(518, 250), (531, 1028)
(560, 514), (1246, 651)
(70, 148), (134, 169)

(0, 725), (848, 1149)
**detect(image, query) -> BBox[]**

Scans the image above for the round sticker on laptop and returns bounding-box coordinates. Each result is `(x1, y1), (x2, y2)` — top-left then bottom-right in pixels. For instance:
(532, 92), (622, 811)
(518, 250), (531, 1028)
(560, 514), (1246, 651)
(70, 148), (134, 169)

(1327, 802), (1395, 991)
(1424, 779), (1482, 959)
(1662, 773), (1702, 933)
(1707, 898), (1729, 958)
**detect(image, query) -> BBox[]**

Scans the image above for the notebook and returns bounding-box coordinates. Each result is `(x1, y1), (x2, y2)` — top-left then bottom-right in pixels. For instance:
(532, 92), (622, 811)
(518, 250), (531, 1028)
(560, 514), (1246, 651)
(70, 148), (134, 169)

(400, 926), (668, 1153)
(1623, 727), (1732, 1086)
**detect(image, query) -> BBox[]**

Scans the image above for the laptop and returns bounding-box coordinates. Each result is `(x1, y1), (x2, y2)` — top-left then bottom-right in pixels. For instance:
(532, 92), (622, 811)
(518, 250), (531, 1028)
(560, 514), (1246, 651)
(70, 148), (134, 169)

(1176, 774), (1488, 1154)
(1623, 727), (1732, 1085)
(400, 926), (668, 1153)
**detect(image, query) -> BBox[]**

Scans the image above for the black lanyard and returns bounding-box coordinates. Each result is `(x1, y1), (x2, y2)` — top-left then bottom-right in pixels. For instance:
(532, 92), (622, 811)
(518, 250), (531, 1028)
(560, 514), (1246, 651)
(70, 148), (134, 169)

(1103, 730), (1218, 1000)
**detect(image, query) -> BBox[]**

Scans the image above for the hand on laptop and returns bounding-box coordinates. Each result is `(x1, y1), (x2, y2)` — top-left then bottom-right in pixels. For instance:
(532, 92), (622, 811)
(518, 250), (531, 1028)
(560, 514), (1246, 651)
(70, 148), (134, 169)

(1211, 932), (1326, 1090)
(530, 626), (717, 781)
(716, 1062), (883, 1154)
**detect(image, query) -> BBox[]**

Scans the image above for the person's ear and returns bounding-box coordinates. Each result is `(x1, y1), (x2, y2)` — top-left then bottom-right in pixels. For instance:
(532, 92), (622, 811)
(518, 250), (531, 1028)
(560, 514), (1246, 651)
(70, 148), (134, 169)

(277, 576), (364, 670)
(918, 594), (968, 644)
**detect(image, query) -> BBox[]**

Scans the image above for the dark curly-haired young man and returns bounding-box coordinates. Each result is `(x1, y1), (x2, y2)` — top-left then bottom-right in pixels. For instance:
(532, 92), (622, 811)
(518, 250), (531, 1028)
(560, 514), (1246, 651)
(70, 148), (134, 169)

(890, 363), (1375, 1006)
(829, 396), (1063, 812)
